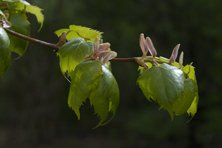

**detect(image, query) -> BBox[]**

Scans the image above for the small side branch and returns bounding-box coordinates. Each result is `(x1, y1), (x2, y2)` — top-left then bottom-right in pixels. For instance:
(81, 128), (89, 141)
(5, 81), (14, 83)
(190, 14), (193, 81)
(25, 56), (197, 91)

(110, 57), (146, 67)
(5, 28), (60, 52)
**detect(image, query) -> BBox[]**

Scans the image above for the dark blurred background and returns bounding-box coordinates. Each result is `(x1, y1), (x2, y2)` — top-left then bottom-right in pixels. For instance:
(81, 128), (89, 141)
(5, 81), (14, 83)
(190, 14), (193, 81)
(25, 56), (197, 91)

(0, 0), (222, 147)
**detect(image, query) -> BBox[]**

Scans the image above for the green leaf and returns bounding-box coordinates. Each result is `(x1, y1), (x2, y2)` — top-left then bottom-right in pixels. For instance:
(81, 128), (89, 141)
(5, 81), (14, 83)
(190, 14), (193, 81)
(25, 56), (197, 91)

(54, 28), (69, 37)
(90, 65), (119, 127)
(57, 38), (94, 75)
(158, 56), (180, 68)
(0, 26), (10, 77)
(137, 63), (185, 119)
(172, 79), (196, 115)
(104, 61), (112, 72)
(68, 61), (119, 127)
(4, 0), (44, 30)
(0, 10), (6, 17)
(26, 5), (44, 31)
(68, 60), (102, 120)
(2, 0), (29, 5)
(7, 12), (30, 56)
(55, 25), (103, 41)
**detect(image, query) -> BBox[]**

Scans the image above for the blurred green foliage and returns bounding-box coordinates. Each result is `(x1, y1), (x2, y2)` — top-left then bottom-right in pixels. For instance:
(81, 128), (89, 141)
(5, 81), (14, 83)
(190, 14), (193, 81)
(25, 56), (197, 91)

(0, 0), (222, 147)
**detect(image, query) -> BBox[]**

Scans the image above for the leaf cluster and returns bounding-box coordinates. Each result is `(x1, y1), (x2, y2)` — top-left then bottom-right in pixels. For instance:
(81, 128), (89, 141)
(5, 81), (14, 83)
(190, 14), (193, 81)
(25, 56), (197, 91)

(0, 0), (44, 76)
(0, 1), (199, 127)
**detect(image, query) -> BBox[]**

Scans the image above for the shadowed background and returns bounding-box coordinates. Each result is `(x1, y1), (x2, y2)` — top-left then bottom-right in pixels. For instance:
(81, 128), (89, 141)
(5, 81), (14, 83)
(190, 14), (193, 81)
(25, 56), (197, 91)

(0, 0), (222, 147)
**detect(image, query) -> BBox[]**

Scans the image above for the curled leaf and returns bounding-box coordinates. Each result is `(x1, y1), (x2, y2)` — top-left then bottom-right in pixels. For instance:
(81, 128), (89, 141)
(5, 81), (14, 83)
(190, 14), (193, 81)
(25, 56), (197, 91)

(179, 51), (184, 68)
(93, 37), (111, 58)
(136, 59), (149, 71)
(98, 43), (110, 52)
(101, 51), (117, 65)
(146, 37), (157, 58)
(139, 33), (148, 58)
(57, 32), (66, 47)
(169, 44), (180, 64)
(93, 37), (113, 63)
(93, 37), (99, 57)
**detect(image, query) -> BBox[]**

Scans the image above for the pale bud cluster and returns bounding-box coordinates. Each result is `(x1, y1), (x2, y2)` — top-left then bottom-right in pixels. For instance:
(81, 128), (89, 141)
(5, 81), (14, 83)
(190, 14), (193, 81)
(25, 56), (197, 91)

(139, 33), (184, 68)
(139, 33), (157, 59)
(93, 37), (117, 65)
(0, 13), (11, 28)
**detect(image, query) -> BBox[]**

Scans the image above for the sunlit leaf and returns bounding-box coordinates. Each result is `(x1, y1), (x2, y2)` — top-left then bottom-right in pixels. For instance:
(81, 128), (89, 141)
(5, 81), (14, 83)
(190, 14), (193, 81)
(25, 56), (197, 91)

(2, 0), (29, 5)
(158, 56), (180, 68)
(0, 26), (10, 77)
(26, 5), (44, 31)
(104, 61), (112, 72)
(7, 12), (30, 55)
(55, 25), (103, 41)
(90, 65), (119, 127)
(4, 0), (44, 30)
(57, 38), (93, 75)
(54, 28), (69, 37)
(137, 63), (185, 119)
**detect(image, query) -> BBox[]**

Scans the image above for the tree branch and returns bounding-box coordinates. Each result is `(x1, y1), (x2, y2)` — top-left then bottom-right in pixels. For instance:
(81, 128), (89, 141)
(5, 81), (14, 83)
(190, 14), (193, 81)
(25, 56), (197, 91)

(4, 28), (145, 67)
(4, 28), (60, 52)
(110, 57), (143, 66)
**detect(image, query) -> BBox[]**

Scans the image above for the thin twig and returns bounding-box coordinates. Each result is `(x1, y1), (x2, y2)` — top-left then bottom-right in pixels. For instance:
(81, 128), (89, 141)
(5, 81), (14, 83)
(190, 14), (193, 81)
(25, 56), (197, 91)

(4, 28), (60, 52)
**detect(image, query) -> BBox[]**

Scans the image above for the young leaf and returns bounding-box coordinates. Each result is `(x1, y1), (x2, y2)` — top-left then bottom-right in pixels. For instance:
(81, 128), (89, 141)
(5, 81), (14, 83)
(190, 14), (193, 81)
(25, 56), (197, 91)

(137, 63), (185, 119)
(55, 25), (103, 41)
(139, 33), (148, 58)
(57, 38), (93, 75)
(146, 37), (157, 58)
(89, 65), (119, 128)
(26, 5), (44, 30)
(169, 44), (180, 64)
(2, 0), (29, 5)
(68, 60), (102, 119)
(179, 52), (184, 68)
(54, 29), (70, 37)
(158, 56), (180, 68)
(7, 12), (30, 56)
(0, 26), (10, 77)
